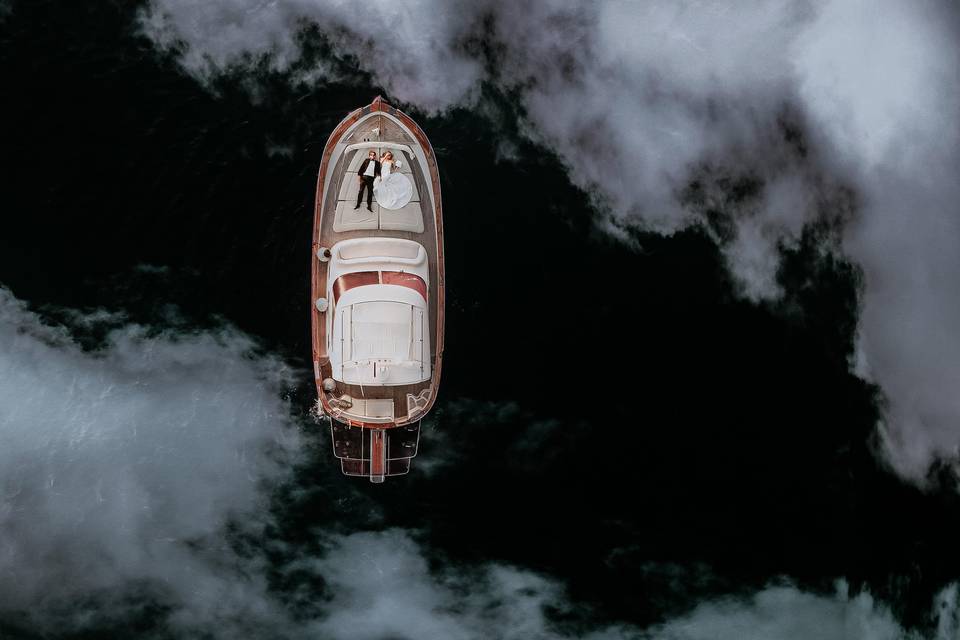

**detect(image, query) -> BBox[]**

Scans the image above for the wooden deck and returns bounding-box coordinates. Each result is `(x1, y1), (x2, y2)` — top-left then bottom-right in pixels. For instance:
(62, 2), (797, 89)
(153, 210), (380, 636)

(311, 97), (444, 430)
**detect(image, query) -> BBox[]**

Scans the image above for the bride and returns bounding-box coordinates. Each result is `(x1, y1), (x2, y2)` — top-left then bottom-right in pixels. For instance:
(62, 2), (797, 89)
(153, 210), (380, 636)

(373, 151), (414, 210)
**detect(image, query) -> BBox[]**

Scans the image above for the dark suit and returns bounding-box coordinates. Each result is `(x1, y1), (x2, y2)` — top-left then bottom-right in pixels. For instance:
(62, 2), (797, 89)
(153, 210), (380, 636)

(355, 158), (381, 209)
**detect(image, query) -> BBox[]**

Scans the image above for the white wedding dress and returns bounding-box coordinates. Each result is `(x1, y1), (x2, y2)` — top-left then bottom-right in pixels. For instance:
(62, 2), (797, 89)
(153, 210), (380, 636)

(373, 160), (413, 210)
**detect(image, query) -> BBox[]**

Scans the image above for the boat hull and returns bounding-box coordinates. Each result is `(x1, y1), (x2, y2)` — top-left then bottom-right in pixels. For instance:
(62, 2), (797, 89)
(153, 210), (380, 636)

(311, 97), (445, 480)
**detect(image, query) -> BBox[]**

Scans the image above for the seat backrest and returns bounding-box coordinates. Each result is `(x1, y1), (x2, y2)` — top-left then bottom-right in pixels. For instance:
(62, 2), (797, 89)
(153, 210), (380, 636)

(337, 238), (422, 261)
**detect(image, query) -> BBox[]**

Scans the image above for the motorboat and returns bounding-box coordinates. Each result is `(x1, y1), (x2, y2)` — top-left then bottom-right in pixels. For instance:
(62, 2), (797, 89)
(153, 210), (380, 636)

(311, 96), (445, 482)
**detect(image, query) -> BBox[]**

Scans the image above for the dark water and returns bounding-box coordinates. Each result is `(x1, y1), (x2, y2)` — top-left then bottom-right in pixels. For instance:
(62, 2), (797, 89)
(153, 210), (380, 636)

(2, 1), (959, 636)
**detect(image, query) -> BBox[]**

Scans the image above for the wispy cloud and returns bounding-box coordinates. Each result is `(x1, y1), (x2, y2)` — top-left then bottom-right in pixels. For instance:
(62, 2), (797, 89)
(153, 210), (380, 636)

(644, 581), (959, 640)
(0, 286), (302, 636)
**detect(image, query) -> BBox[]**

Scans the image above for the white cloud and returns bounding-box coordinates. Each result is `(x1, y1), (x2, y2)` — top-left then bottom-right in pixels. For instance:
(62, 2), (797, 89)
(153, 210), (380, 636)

(304, 529), (568, 640)
(138, 0), (484, 110)
(0, 286), (302, 636)
(291, 529), (960, 640)
(644, 581), (959, 640)
(792, 0), (960, 481)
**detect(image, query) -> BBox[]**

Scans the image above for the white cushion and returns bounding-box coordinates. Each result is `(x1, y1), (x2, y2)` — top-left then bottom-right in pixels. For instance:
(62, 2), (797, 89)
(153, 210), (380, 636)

(336, 238), (424, 262)
(333, 201), (378, 232)
(340, 398), (395, 420)
(379, 201), (424, 233)
(339, 171), (371, 202)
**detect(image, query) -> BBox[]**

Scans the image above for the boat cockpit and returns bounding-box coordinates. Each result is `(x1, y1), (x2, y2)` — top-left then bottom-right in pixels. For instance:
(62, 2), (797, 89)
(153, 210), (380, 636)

(326, 237), (432, 389)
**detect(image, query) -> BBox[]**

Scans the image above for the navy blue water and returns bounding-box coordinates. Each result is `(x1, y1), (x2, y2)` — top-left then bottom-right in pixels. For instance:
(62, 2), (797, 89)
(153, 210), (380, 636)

(2, 1), (959, 636)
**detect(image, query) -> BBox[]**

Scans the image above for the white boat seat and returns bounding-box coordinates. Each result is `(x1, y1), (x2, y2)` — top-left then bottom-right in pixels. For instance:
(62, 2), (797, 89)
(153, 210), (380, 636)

(336, 237), (425, 263)
(339, 398), (395, 421)
(379, 201), (424, 233)
(333, 201), (379, 232)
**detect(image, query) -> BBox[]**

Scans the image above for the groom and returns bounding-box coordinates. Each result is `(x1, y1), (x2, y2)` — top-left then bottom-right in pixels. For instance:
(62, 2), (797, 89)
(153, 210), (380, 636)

(354, 149), (381, 211)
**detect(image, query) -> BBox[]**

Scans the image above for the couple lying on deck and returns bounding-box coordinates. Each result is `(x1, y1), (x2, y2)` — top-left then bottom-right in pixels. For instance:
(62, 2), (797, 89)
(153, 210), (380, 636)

(354, 150), (413, 211)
